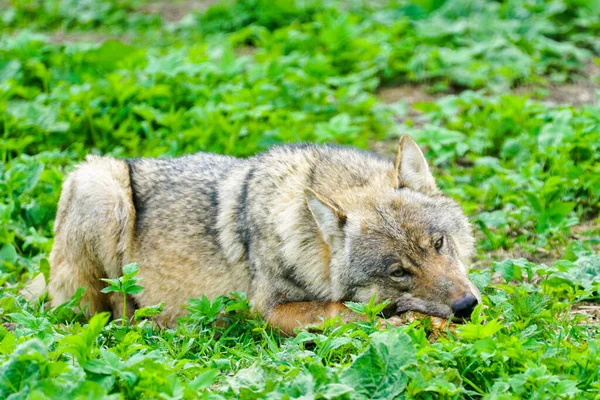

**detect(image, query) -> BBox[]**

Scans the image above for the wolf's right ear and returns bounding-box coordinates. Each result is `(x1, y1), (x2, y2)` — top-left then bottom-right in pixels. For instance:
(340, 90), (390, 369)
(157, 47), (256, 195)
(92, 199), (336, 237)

(304, 188), (346, 245)
(392, 134), (437, 193)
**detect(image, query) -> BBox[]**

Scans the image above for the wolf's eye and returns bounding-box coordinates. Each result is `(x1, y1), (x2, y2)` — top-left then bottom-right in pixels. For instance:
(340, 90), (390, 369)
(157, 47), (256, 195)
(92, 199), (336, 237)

(434, 237), (444, 251)
(390, 268), (410, 279)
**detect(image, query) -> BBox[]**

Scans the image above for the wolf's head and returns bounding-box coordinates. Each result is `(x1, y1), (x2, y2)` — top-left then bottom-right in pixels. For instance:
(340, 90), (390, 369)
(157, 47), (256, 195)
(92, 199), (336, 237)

(306, 135), (480, 320)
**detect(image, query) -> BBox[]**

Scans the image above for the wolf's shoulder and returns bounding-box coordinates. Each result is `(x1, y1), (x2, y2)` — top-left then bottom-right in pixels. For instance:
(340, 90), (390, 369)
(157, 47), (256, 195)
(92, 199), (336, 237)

(246, 143), (393, 194)
(253, 143), (392, 177)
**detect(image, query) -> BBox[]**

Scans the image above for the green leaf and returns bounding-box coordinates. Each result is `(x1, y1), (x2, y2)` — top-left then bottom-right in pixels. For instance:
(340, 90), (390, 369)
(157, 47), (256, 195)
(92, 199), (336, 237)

(562, 242), (591, 261)
(82, 40), (136, 70)
(456, 319), (504, 340)
(134, 302), (165, 321)
(122, 263), (139, 277)
(0, 243), (17, 264)
(39, 258), (50, 285)
(340, 330), (416, 399)
(52, 286), (87, 322)
(58, 312), (110, 364)
(100, 284), (121, 294)
(344, 294), (389, 320)
(0, 332), (16, 355)
(124, 284), (144, 295)
(188, 369), (220, 390)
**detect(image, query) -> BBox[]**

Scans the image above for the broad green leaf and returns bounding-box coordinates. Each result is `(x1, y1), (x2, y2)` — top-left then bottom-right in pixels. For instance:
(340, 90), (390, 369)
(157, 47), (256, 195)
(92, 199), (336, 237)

(340, 331), (416, 399)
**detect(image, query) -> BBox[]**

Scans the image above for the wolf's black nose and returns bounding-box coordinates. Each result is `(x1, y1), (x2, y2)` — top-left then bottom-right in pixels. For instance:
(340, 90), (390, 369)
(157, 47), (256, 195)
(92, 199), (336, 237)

(451, 294), (478, 319)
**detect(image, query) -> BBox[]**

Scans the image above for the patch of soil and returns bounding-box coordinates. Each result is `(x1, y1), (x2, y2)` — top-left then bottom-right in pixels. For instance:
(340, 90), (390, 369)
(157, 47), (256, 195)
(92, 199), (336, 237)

(472, 245), (560, 271)
(49, 31), (129, 44)
(2, 322), (17, 332)
(139, 0), (220, 22)
(572, 302), (600, 324)
(543, 83), (597, 106)
(377, 84), (441, 105)
(371, 85), (447, 155)
(369, 139), (396, 158)
(378, 62), (599, 110)
(516, 80), (599, 107)
(572, 222), (594, 235)
(570, 217), (600, 244)
(542, 62), (600, 106)
(236, 46), (257, 56)
(473, 219), (600, 269)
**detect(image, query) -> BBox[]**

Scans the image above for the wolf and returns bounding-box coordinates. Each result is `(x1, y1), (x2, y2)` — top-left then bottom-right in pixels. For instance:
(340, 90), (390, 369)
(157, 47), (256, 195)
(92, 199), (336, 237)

(41, 135), (480, 334)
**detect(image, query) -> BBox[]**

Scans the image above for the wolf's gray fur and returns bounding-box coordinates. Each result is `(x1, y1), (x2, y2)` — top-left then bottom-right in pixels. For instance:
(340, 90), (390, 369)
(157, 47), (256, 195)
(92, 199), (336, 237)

(43, 135), (480, 333)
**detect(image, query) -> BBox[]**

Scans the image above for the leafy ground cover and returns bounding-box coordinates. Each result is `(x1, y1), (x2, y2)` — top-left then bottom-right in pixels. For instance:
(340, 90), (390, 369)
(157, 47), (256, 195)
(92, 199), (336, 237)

(1, 0), (600, 398)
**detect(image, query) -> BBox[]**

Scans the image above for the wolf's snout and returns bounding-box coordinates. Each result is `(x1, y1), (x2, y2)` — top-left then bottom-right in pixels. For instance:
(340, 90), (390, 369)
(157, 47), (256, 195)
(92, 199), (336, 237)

(451, 294), (478, 319)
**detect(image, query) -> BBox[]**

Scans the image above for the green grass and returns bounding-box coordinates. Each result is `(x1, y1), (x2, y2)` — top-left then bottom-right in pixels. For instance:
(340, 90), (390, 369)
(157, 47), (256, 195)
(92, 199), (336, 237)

(1, 0), (600, 398)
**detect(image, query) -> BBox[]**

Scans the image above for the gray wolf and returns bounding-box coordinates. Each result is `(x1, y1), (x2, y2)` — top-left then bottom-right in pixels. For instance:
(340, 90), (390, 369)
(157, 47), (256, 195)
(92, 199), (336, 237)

(40, 135), (480, 334)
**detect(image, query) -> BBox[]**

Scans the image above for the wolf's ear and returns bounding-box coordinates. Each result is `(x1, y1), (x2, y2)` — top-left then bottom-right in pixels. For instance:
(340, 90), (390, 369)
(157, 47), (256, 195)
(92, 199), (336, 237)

(392, 134), (437, 193)
(304, 188), (345, 245)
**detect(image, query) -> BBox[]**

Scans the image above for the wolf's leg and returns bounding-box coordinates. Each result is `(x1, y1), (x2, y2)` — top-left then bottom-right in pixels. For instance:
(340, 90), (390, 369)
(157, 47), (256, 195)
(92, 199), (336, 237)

(267, 302), (366, 335)
(48, 156), (134, 317)
(267, 302), (413, 335)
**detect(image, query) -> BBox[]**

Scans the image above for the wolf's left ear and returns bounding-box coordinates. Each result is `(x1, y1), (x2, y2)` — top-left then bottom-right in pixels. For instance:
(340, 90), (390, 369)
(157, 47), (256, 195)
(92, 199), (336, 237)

(392, 134), (437, 193)
(304, 188), (346, 245)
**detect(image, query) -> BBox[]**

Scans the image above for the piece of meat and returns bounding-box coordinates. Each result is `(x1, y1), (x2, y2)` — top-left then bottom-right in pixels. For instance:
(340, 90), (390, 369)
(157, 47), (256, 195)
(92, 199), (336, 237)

(385, 311), (456, 339)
